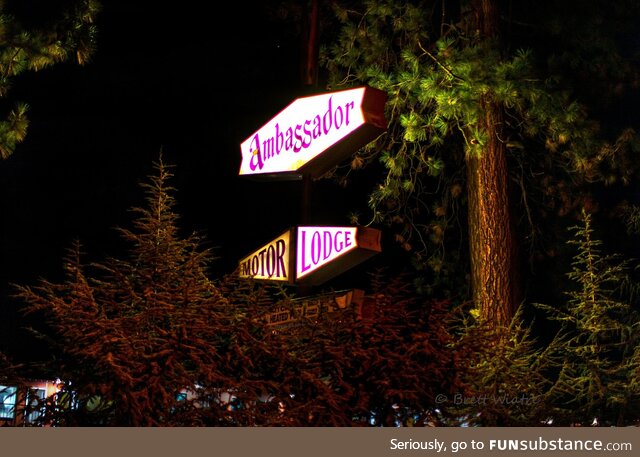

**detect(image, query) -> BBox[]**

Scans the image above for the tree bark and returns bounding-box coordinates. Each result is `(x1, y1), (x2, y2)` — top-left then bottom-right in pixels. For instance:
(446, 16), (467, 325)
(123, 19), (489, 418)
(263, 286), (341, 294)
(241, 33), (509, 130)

(466, 99), (519, 325)
(465, 0), (520, 326)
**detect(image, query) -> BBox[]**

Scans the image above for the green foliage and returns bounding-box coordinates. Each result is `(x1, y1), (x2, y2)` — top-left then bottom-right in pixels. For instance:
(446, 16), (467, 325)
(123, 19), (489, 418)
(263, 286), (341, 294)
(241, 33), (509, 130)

(0, 0), (100, 159)
(442, 306), (559, 426)
(622, 204), (640, 236)
(15, 158), (257, 425)
(13, 158), (467, 426)
(537, 210), (640, 426)
(215, 269), (464, 426)
(11, 157), (639, 426)
(320, 0), (640, 300)
(0, 101), (27, 159)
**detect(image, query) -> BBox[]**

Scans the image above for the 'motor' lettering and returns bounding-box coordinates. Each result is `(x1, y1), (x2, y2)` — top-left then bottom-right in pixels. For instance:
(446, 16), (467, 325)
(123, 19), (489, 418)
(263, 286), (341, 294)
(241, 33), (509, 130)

(239, 230), (292, 282)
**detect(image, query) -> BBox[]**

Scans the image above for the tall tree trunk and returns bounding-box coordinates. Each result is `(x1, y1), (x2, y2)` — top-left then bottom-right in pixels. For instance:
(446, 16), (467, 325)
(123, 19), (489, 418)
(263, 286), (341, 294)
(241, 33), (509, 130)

(465, 0), (520, 326)
(466, 100), (519, 325)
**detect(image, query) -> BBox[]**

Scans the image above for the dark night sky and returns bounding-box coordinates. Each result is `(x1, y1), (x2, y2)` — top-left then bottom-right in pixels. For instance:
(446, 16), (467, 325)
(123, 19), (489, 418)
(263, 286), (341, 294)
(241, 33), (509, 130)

(0, 1), (400, 357)
(2, 0), (640, 366)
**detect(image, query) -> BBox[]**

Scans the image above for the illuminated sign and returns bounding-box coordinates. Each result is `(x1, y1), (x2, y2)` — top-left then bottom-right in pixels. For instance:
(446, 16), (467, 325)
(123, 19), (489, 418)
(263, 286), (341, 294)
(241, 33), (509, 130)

(238, 229), (294, 283)
(239, 86), (387, 180)
(263, 289), (365, 329)
(297, 226), (357, 279)
(296, 226), (381, 285)
(238, 226), (382, 286)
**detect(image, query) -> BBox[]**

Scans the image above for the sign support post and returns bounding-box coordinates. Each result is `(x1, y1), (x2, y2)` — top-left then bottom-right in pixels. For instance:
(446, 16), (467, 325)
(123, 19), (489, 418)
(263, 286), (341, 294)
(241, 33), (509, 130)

(237, 86), (388, 322)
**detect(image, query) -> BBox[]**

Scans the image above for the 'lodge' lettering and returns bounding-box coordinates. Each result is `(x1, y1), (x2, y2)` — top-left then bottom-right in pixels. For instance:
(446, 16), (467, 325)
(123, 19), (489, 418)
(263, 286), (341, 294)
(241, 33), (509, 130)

(298, 227), (356, 276)
(239, 226), (381, 285)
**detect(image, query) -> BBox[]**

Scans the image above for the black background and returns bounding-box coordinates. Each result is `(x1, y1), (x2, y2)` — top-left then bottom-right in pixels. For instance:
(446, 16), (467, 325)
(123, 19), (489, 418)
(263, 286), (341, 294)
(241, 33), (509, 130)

(0, 1), (401, 360)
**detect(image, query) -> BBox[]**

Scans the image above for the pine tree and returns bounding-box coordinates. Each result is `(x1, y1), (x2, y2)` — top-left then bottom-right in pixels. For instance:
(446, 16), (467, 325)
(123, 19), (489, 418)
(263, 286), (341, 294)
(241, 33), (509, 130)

(319, 0), (638, 327)
(216, 269), (463, 426)
(15, 158), (256, 426)
(0, 0), (100, 159)
(283, 271), (461, 426)
(447, 306), (560, 426)
(13, 156), (466, 426)
(538, 210), (640, 426)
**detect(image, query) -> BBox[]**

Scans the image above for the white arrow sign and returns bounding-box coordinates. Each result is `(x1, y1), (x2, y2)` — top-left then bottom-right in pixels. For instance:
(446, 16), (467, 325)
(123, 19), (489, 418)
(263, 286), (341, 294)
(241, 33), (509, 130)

(296, 226), (381, 285)
(239, 86), (387, 180)
(238, 226), (382, 286)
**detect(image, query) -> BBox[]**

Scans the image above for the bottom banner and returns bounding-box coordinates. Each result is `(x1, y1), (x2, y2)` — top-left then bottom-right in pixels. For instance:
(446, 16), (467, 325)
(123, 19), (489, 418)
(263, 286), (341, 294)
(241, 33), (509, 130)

(1, 427), (638, 457)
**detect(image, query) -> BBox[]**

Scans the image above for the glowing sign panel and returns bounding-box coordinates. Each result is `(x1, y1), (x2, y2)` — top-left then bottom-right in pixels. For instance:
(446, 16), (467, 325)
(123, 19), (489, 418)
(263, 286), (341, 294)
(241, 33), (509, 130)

(296, 226), (382, 285)
(239, 86), (387, 179)
(238, 229), (293, 282)
(297, 227), (358, 280)
(238, 226), (382, 286)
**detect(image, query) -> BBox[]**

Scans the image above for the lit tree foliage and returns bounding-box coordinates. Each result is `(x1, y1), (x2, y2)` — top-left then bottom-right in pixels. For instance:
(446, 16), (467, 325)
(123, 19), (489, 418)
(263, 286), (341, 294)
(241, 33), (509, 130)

(319, 0), (639, 325)
(538, 210), (640, 426)
(445, 306), (560, 426)
(15, 158), (271, 426)
(284, 272), (460, 426)
(214, 269), (465, 426)
(14, 158), (467, 426)
(0, 0), (100, 159)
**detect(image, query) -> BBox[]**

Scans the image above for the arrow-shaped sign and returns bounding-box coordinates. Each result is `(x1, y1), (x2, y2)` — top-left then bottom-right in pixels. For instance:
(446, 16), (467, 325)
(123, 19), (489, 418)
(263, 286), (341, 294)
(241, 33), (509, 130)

(238, 226), (382, 286)
(239, 86), (387, 180)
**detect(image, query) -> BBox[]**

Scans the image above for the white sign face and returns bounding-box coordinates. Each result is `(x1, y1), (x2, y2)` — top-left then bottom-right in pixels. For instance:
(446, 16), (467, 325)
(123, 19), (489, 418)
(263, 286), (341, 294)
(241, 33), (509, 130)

(296, 226), (359, 281)
(238, 226), (382, 286)
(238, 230), (292, 282)
(239, 87), (382, 178)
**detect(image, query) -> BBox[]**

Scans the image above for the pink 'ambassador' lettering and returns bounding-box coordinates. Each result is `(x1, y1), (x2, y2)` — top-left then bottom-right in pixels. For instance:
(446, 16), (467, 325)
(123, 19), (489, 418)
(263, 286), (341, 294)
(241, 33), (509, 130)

(249, 95), (355, 171)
